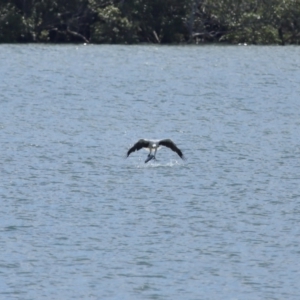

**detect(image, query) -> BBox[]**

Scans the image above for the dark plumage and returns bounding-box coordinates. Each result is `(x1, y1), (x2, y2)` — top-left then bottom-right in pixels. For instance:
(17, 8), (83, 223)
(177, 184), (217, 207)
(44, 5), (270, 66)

(126, 139), (150, 157)
(158, 139), (184, 159)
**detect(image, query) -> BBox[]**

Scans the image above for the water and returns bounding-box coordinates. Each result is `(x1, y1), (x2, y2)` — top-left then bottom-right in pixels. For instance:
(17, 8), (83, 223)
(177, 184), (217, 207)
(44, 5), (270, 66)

(1, 44), (300, 300)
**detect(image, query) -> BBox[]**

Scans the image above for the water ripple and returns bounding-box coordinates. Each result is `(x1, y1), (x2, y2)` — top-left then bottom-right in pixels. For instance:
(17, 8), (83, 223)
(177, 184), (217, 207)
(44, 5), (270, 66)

(0, 45), (300, 300)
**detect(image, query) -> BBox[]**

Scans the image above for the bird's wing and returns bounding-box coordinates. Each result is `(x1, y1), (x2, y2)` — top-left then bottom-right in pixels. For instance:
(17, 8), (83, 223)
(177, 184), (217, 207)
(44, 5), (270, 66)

(158, 139), (185, 159)
(127, 139), (150, 157)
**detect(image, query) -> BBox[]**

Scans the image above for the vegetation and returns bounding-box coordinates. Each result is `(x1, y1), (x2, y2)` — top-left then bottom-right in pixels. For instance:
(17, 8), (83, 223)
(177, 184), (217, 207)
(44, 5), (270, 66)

(0, 0), (299, 44)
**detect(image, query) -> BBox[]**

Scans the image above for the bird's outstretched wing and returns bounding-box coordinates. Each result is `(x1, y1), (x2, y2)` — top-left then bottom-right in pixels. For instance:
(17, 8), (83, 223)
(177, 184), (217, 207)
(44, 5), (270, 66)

(158, 139), (185, 159)
(127, 139), (150, 157)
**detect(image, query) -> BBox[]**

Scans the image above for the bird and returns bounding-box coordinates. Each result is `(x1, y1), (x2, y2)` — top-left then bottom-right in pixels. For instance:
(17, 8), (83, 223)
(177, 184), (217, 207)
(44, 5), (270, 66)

(127, 139), (185, 163)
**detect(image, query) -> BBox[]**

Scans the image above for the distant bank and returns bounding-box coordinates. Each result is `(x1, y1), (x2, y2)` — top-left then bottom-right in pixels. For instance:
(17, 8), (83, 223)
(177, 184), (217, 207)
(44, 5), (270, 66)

(1, 0), (299, 45)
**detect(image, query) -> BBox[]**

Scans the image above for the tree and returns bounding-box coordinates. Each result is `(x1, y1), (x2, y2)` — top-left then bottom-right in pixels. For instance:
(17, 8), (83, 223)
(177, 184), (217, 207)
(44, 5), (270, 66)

(0, 0), (299, 44)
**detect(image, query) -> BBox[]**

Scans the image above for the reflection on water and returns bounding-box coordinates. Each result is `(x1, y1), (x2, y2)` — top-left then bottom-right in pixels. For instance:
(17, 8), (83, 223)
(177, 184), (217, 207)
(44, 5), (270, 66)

(1, 45), (300, 300)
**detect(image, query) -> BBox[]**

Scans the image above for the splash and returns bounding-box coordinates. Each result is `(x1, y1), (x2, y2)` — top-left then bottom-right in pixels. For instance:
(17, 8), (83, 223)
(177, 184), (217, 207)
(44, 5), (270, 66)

(136, 159), (183, 168)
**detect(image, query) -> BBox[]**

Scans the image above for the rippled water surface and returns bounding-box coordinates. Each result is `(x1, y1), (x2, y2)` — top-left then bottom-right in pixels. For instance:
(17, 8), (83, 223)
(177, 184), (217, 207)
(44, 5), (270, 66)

(1, 45), (300, 299)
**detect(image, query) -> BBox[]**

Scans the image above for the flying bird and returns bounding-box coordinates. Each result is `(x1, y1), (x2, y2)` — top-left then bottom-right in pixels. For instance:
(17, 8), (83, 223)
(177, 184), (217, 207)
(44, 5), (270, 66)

(127, 139), (185, 163)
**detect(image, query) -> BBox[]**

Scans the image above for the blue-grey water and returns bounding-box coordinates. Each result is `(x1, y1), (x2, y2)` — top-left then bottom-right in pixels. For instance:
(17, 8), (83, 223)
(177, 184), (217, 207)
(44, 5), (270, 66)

(1, 44), (300, 300)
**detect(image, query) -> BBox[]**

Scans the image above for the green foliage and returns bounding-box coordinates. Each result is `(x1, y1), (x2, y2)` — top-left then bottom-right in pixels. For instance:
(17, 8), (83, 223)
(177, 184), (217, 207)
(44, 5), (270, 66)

(0, 3), (29, 42)
(220, 11), (281, 44)
(0, 0), (299, 44)
(198, 0), (300, 44)
(125, 0), (189, 43)
(91, 5), (138, 43)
